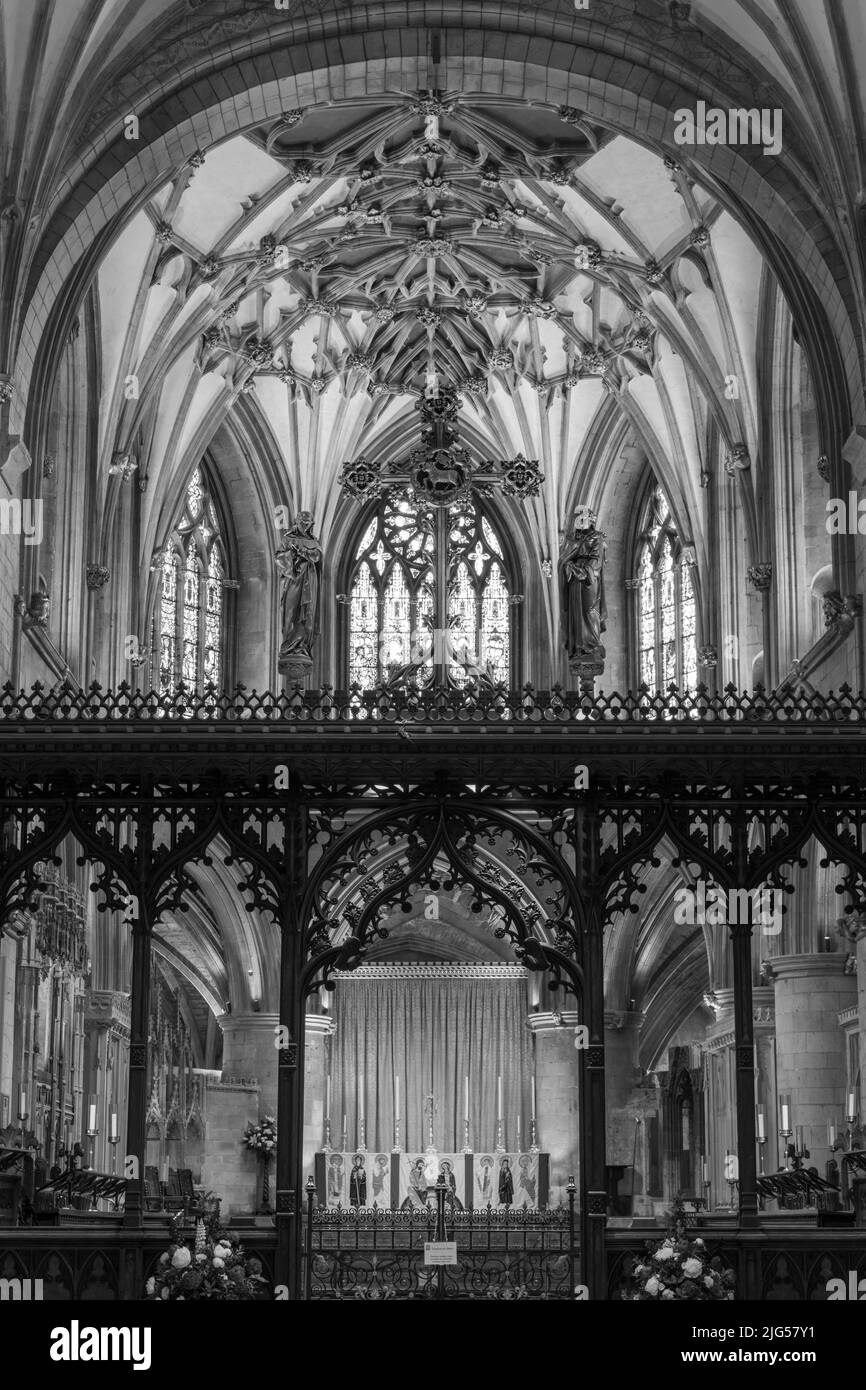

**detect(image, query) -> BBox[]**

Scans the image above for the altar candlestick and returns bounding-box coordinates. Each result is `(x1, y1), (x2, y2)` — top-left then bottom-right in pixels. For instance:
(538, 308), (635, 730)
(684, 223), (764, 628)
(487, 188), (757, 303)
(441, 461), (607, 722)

(325, 1074), (331, 1119)
(497, 1075), (502, 1121)
(531, 1076), (536, 1120)
(395, 1075), (400, 1119)
(464, 1075), (469, 1118)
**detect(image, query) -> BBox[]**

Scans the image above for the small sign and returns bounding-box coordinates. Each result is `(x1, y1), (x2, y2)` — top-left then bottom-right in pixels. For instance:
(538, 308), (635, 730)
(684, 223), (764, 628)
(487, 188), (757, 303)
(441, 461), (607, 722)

(424, 1241), (458, 1266)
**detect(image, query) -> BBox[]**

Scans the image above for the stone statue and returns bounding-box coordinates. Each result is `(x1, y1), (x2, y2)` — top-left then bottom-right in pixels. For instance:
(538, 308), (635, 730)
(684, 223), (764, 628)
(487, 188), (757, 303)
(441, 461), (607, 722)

(276, 511), (322, 679)
(559, 510), (607, 663)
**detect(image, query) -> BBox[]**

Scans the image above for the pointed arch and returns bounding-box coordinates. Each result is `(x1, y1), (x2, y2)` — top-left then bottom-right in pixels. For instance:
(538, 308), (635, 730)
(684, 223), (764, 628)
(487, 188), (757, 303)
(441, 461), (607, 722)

(150, 463), (230, 692)
(630, 479), (698, 691)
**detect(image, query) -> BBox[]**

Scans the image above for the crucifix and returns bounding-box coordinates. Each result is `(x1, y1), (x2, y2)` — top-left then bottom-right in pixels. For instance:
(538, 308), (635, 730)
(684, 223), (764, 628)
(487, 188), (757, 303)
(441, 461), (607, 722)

(339, 386), (544, 685)
(424, 1092), (438, 1151)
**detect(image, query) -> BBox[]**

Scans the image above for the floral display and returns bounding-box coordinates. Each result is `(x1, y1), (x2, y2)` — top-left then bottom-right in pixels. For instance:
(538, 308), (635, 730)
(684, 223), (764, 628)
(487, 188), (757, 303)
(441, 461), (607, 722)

(627, 1202), (735, 1301)
(145, 1214), (270, 1301)
(243, 1115), (277, 1156)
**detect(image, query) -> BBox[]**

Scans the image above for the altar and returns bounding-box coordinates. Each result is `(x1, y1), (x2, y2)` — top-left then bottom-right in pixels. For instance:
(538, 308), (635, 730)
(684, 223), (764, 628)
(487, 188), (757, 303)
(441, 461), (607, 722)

(315, 1150), (550, 1211)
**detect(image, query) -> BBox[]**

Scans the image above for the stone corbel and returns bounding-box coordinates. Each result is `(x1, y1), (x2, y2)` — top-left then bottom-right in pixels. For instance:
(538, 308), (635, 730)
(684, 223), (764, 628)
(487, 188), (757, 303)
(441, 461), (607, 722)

(724, 444), (750, 476)
(823, 591), (862, 633)
(837, 909), (866, 946)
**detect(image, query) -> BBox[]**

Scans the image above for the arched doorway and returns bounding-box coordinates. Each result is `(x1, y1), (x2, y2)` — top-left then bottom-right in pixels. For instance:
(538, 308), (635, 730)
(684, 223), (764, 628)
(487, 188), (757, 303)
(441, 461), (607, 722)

(289, 795), (595, 1299)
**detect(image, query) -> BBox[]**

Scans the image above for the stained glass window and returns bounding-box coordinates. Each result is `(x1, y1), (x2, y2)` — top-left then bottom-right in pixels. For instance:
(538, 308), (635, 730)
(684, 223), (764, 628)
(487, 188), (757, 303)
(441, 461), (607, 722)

(635, 483), (697, 691)
(155, 465), (226, 692)
(348, 488), (513, 688)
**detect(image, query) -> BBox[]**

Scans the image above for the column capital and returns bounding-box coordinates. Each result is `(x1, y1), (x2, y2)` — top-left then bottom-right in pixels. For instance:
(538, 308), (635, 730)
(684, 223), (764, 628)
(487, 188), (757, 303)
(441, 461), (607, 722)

(218, 1011), (280, 1035)
(603, 1009), (643, 1030)
(762, 953), (850, 982)
(305, 1013), (336, 1037)
(527, 1009), (579, 1033)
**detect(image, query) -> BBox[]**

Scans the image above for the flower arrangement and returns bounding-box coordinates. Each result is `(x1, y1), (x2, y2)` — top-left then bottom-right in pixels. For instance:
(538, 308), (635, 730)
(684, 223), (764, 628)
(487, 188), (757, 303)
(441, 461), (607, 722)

(243, 1115), (276, 1157)
(627, 1201), (735, 1301)
(145, 1214), (269, 1301)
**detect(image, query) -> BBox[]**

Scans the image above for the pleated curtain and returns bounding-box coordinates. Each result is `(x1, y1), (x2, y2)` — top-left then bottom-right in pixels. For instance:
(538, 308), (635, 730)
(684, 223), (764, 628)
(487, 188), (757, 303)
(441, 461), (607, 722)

(330, 973), (533, 1153)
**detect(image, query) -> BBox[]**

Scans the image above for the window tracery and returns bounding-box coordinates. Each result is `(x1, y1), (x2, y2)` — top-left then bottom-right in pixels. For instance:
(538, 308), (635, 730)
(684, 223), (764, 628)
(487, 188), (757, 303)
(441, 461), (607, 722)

(155, 466), (225, 692)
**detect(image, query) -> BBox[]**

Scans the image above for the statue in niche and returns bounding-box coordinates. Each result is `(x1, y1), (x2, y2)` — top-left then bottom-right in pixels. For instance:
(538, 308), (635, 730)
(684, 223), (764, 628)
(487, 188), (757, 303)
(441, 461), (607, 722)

(276, 510), (322, 680)
(559, 508), (607, 667)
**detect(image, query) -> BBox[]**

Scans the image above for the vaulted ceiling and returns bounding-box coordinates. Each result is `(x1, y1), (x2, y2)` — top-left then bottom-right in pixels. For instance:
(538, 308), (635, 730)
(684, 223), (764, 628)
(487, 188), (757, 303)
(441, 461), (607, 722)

(94, 92), (769, 583)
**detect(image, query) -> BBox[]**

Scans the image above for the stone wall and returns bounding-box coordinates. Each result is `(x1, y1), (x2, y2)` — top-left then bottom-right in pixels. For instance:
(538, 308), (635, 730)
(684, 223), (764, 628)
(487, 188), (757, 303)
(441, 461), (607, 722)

(201, 1081), (260, 1217)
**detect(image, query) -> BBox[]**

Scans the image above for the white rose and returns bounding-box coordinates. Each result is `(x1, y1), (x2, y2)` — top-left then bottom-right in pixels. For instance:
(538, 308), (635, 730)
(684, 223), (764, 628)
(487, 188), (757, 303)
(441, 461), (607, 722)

(655, 1245), (675, 1261)
(683, 1258), (703, 1278)
(661, 1289), (675, 1299)
(693, 1237), (705, 1248)
(645, 1276), (660, 1296)
(704, 1275), (715, 1288)
(212, 1257), (225, 1269)
(171, 1247), (191, 1270)
(145, 1277), (155, 1295)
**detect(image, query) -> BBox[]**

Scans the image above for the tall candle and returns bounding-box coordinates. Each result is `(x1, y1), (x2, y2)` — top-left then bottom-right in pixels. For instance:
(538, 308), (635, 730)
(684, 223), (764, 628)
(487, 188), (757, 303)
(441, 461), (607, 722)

(847, 1091), (857, 1122)
(828, 1119), (837, 1147)
(342, 1112), (346, 1138)
(464, 1075), (469, 1119)
(88, 1098), (97, 1132)
(517, 1115), (521, 1150)
(756, 1107), (766, 1140)
(17, 1086), (27, 1118)
(497, 1075), (502, 1121)
(701, 1156), (708, 1183)
(109, 1111), (118, 1141)
(325, 1074), (331, 1119)
(531, 1076), (536, 1119)
(395, 1075), (400, 1119)
(794, 1125), (804, 1153)
(780, 1101), (790, 1132)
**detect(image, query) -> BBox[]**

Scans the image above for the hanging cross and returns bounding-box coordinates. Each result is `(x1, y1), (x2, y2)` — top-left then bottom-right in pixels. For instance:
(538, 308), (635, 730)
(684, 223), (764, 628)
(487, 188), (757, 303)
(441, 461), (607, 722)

(424, 1092), (439, 1149)
(338, 386), (541, 688)
(338, 384), (543, 509)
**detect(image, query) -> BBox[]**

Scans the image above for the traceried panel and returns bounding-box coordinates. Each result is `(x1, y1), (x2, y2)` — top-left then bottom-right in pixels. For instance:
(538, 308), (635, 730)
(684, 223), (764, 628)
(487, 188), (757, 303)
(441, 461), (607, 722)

(635, 483), (698, 691)
(154, 465), (227, 692)
(347, 487), (513, 687)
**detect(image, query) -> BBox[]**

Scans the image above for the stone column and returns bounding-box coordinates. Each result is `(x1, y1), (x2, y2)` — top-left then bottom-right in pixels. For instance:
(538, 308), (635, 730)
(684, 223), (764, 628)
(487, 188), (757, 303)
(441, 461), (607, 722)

(528, 1010), (580, 1207)
(765, 954), (857, 1170)
(603, 1010), (646, 1210)
(219, 1012), (279, 1110)
(303, 1014), (335, 1182)
(702, 990), (736, 1208)
(837, 914), (866, 1122)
